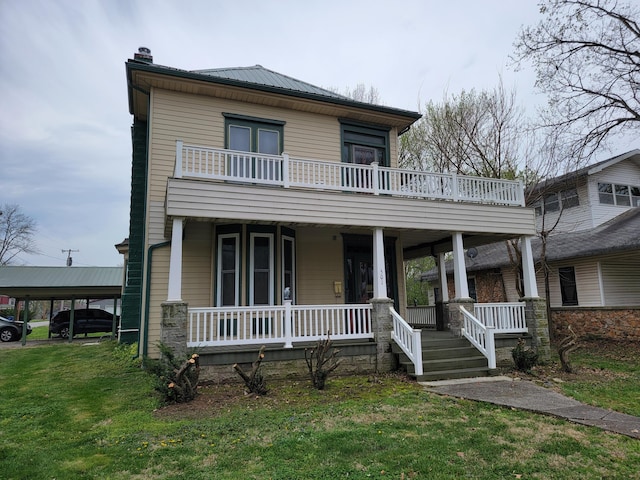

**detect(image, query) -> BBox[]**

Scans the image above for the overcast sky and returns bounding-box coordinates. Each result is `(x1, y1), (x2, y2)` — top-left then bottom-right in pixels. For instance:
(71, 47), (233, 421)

(0, 0), (635, 267)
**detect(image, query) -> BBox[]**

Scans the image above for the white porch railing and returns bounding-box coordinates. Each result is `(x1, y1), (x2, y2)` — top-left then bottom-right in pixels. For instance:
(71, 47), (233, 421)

(460, 306), (496, 369)
(405, 305), (436, 327)
(390, 307), (423, 376)
(175, 142), (525, 206)
(474, 303), (527, 333)
(187, 303), (373, 348)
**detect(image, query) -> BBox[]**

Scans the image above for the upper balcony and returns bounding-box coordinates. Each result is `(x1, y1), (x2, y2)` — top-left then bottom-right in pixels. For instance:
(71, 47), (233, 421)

(173, 141), (525, 207)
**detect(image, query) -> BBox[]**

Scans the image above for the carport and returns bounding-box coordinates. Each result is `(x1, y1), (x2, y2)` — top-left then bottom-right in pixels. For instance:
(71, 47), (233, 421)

(0, 266), (123, 345)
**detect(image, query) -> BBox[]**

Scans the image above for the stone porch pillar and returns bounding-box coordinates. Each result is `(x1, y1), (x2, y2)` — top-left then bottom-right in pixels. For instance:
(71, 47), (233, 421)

(161, 301), (189, 360)
(370, 298), (396, 373)
(524, 297), (551, 363)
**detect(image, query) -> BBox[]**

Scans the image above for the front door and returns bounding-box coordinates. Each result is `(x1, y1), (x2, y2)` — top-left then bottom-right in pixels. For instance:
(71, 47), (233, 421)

(343, 235), (398, 310)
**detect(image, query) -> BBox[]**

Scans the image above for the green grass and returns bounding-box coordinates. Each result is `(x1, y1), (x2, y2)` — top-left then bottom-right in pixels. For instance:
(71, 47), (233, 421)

(1, 341), (639, 479)
(557, 340), (640, 417)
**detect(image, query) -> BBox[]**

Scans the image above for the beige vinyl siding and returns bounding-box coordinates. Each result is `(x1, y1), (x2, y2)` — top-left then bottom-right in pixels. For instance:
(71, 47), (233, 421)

(587, 161), (640, 227)
(182, 221), (213, 307)
(547, 259), (602, 307)
(146, 88), (402, 246)
(146, 245), (170, 357)
(167, 179), (535, 236)
(601, 255), (640, 306)
(148, 201), (166, 244)
(295, 227), (344, 305)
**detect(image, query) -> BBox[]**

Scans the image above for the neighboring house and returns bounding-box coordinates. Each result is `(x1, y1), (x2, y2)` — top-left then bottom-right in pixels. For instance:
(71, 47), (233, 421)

(121, 48), (541, 380)
(422, 150), (640, 341)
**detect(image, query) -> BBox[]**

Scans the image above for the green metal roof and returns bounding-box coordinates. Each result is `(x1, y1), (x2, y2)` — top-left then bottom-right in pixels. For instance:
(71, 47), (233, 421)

(0, 266), (123, 299)
(194, 65), (349, 100)
(126, 59), (422, 124)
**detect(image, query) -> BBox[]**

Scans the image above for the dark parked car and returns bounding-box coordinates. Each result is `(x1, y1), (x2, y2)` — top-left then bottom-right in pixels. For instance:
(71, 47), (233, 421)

(0, 315), (32, 342)
(50, 308), (117, 339)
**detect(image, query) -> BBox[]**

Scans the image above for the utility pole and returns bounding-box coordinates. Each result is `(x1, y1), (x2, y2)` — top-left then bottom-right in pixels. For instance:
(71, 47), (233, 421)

(62, 249), (79, 267)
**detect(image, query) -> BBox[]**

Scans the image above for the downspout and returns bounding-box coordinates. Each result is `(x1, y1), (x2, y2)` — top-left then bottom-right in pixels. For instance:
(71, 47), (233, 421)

(141, 241), (170, 358)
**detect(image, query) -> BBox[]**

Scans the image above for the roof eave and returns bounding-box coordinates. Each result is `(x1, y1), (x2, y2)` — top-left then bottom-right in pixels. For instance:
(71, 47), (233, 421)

(125, 60), (421, 127)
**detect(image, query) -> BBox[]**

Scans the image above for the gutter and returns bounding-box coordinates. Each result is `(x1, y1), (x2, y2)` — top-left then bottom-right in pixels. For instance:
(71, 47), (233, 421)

(141, 241), (170, 358)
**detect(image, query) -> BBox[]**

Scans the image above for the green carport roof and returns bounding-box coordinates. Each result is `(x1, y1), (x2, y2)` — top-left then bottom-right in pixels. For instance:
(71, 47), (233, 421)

(0, 266), (123, 300)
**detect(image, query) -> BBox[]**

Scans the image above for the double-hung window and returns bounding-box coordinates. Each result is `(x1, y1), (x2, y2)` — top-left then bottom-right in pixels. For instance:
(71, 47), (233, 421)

(217, 233), (240, 307)
(224, 113), (284, 181)
(249, 233), (274, 306)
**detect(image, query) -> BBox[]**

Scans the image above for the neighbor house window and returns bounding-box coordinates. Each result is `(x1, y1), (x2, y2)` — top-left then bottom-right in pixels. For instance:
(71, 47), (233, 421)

(559, 266), (578, 306)
(560, 188), (579, 208)
(217, 233), (240, 306)
(543, 193), (560, 213)
(249, 233), (274, 306)
(467, 277), (477, 302)
(598, 182), (640, 206)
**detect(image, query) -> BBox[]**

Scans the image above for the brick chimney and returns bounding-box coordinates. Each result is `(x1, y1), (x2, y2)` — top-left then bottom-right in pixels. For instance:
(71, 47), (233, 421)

(134, 47), (153, 63)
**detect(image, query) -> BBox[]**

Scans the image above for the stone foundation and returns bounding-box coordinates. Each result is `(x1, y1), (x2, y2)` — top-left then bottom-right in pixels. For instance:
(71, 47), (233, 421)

(551, 307), (640, 342)
(197, 346), (379, 384)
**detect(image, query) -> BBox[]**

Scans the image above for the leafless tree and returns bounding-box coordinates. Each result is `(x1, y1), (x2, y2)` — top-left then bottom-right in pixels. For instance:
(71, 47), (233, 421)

(399, 78), (547, 182)
(512, 0), (640, 162)
(0, 204), (37, 265)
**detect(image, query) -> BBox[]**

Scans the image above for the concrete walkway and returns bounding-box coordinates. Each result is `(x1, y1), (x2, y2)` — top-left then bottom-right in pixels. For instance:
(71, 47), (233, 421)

(421, 376), (640, 439)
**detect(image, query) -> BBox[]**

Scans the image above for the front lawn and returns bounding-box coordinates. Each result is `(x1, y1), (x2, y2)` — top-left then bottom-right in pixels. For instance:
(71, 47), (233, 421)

(0, 341), (638, 479)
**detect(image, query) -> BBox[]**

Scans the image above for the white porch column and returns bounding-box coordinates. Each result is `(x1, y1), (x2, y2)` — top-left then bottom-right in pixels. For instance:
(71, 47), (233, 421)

(167, 217), (184, 301)
(521, 235), (539, 298)
(438, 252), (449, 302)
(372, 227), (388, 299)
(452, 232), (470, 299)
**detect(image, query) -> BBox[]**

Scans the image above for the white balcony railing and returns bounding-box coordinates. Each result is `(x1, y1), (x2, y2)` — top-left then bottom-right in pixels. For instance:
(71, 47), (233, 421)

(187, 303), (373, 348)
(391, 307), (423, 376)
(474, 303), (527, 333)
(175, 142), (525, 206)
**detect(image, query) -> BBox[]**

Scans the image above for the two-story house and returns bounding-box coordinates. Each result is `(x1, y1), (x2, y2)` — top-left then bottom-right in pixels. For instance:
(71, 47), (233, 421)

(121, 48), (544, 381)
(422, 150), (640, 342)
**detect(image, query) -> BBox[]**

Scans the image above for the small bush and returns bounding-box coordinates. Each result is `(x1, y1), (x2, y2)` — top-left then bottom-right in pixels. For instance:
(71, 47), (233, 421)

(144, 343), (200, 403)
(512, 338), (538, 372)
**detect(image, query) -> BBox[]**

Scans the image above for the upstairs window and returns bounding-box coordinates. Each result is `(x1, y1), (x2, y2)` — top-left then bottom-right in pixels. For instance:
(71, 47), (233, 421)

(560, 188), (579, 208)
(599, 182), (640, 206)
(534, 188), (579, 215)
(223, 113), (284, 154)
(340, 121), (390, 166)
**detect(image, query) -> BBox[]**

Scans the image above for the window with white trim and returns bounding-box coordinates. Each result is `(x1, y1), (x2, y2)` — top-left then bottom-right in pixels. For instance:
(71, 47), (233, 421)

(559, 266), (578, 306)
(217, 234), (240, 306)
(249, 233), (274, 305)
(598, 182), (640, 206)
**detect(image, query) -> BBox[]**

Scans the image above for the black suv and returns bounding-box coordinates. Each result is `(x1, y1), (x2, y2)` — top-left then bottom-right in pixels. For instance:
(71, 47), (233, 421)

(50, 308), (117, 338)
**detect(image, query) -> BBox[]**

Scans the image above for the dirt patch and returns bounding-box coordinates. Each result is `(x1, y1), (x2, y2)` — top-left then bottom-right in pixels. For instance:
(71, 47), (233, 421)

(153, 372), (415, 420)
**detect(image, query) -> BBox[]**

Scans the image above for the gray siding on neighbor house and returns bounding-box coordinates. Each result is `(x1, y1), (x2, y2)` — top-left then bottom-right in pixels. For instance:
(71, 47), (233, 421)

(601, 255), (640, 306)
(586, 161), (640, 228)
